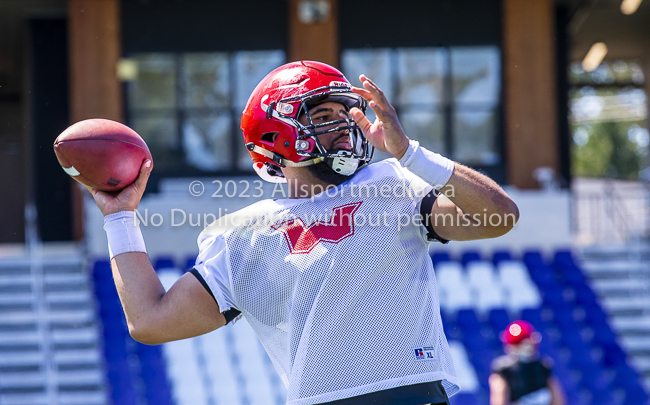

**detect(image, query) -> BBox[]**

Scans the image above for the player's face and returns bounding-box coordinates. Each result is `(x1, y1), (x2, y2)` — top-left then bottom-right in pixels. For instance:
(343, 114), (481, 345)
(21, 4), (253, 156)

(298, 101), (351, 152)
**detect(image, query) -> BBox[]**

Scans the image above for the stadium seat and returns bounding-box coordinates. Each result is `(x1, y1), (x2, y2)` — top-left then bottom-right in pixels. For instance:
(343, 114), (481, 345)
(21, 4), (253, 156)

(185, 255), (197, 271)
(462, 251), (481, 266)
(553, 250), (575, 266)
(574, 285), (599, 306)
(491, 250), (512, 266)
(487, 308), (510, 333)
(449, 392), (480, 405)
(556, 263), (588, 287)
(622, 384), (649, 404)
(528, 265), (558, 289)
(542, 287), (569, 308)
(202, 331), (244, 405)
(431, 252), (451, 265)
(456, 309), (481, 332)
(552, 308), (578, 329)
(589, 387), (615, 405)
(467, 261), (506, 313)
(520, 308), (544, 326)
(93, 259), (112, 281)
(523, 250), (544, 267)
(498, 261), (542, 313)
(612, 363), (642, 387)
(154, 256), (176, 271)
(560, 328), (585, 348)
(436, 262), (473, 311)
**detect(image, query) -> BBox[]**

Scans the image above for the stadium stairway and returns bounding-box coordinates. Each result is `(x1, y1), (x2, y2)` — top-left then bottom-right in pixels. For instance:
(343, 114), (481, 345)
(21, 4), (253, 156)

(579, 242), (650, 390)
(0, 247), (106, 405)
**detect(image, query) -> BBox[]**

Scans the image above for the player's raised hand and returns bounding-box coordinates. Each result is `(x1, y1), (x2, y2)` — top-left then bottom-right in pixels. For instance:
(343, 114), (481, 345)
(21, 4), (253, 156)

(84, 160), (153, 217)
(350, 74), (410, 160)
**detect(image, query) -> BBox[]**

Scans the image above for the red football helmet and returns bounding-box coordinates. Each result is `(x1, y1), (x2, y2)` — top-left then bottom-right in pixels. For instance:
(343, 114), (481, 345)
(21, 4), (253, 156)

(241, 61), (373, 182)
(502, 321), (541, 345)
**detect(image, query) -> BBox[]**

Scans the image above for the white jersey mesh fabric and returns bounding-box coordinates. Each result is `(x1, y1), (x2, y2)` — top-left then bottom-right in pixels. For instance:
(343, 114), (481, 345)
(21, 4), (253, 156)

(195, 159), (459, 405)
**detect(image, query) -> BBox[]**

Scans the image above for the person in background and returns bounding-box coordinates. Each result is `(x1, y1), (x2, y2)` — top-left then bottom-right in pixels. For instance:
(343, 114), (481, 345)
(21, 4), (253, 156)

(489, 321), (566, 405)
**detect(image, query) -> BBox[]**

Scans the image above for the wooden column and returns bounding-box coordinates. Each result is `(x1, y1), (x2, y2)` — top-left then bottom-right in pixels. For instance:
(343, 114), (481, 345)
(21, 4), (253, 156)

(502, 0), (559, 189)
(68, 0), (122, 240)
(68, 0), (122, 122)
(288, 0), (339, 67)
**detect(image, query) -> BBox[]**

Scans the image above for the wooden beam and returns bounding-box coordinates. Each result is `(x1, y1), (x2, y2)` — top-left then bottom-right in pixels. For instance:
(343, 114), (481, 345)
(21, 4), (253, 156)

(68, 0), (122, 240)
(288, 0), (339, 67)
(503, 0), (559, 189)
(68, 0), (122, 122)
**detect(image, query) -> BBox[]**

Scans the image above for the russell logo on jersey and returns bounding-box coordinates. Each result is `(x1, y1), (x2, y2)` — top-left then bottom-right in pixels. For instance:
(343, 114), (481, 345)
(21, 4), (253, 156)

(414, 347), (436, 361)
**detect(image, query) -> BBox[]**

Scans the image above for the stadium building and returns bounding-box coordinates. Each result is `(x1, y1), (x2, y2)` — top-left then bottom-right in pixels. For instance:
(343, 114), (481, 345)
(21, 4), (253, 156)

(0, 0), (649, 404)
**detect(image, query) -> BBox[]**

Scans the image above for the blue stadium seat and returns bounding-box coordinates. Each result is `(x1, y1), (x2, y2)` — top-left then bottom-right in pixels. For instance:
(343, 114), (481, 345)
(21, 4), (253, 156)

(153, 256), (176, 271)
(574, 285), (598, 306)
(558, 264), (588, 287)
(612, 363), (642, 387)
(552, 308), (578, 329)
(185, 255), (197, 271)
(528, 265), (557, 289)
(592, 323), (618, 347)
(492, 250), (512, 266)
(580, 368), (608, 392)
(449, 392), (480, 405)
(561, 329), (585, 348)
(621, 383), (649, 403)
(103, 341), (128, 361)
(431, 252), (451, 265)
(110, 386), (138, 405)
(543, 287), (568, 308)
(456, 309), (481, 332)
(589, 387), (615, 405)
(520, 308), (545, 330)
(136, 342), (163, 360)
(461, 251), (481, 266)
(601, 344), (627, 367)
(553, 250), (575, 266)
(523, 250), (544, 267)
(487, 308), (510, 333)
(92, 259), (112, 281)
(585, 304), (609, 327)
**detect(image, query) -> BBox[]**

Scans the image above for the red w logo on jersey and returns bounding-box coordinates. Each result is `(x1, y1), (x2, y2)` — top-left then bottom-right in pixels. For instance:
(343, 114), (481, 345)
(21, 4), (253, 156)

(271, 202), (363, 254)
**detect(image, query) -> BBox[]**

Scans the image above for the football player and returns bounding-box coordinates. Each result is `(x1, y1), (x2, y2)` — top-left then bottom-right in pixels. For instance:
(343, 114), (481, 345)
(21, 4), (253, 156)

(87, 61), (519, 405)
(489, 321), (566, 405)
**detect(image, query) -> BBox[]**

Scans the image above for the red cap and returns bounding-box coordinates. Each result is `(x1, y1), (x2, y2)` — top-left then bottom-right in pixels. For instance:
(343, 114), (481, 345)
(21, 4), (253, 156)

(502, 321), (535, 345)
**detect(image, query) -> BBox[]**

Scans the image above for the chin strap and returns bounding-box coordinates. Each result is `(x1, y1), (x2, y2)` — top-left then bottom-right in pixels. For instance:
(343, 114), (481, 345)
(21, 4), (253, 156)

(247, 143), (326, 168)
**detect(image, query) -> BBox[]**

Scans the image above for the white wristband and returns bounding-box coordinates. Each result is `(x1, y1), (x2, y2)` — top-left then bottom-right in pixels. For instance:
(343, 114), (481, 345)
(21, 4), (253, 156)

(103, 210), (147, 259)
(399, 140), (455, 188)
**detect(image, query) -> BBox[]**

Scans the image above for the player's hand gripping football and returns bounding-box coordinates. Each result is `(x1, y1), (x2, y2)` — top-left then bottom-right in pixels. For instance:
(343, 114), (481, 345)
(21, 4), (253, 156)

(84, 160), (153, 217)
(350, 75), (411, 160)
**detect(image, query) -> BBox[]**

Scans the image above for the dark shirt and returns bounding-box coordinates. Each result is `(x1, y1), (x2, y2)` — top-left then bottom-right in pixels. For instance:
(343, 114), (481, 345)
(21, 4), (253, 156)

(491, 355), (552, 403)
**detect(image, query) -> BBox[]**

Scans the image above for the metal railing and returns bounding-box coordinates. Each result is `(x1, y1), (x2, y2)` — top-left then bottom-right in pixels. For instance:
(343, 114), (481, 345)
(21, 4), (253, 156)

(572, 178), (650, 245)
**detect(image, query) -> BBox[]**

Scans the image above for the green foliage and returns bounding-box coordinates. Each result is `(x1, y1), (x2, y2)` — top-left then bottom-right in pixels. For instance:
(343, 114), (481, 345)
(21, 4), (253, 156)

(572, 121), (645, 179)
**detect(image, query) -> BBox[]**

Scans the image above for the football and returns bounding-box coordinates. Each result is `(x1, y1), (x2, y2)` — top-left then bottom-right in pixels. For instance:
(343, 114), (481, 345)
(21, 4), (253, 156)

(53, 119), (152, 192)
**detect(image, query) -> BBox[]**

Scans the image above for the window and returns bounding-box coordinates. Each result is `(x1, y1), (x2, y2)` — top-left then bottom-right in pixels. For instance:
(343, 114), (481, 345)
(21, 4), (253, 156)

(125, 50), (286, 176)
(569, 60), (648, 179)
(341, 46), (501, 167)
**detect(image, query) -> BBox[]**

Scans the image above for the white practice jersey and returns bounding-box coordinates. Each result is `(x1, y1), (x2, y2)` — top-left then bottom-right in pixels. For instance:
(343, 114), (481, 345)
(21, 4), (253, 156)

(195, 159), (459, 405)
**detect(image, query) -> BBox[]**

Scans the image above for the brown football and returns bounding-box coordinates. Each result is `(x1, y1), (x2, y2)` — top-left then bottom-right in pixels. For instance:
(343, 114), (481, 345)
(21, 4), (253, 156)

(53, 119), (152, 192)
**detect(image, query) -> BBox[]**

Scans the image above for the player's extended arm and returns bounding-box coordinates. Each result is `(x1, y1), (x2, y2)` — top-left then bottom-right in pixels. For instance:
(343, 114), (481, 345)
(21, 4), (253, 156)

(488, 373), (510, 405)
(86, 161), (226, 345)
(430, 164), (519, 241)
(350, 75), (518, 241)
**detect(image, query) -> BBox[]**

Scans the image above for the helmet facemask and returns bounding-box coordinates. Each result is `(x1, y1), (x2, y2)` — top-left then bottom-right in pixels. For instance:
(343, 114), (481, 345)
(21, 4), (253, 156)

(265, 85), (375, 176)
